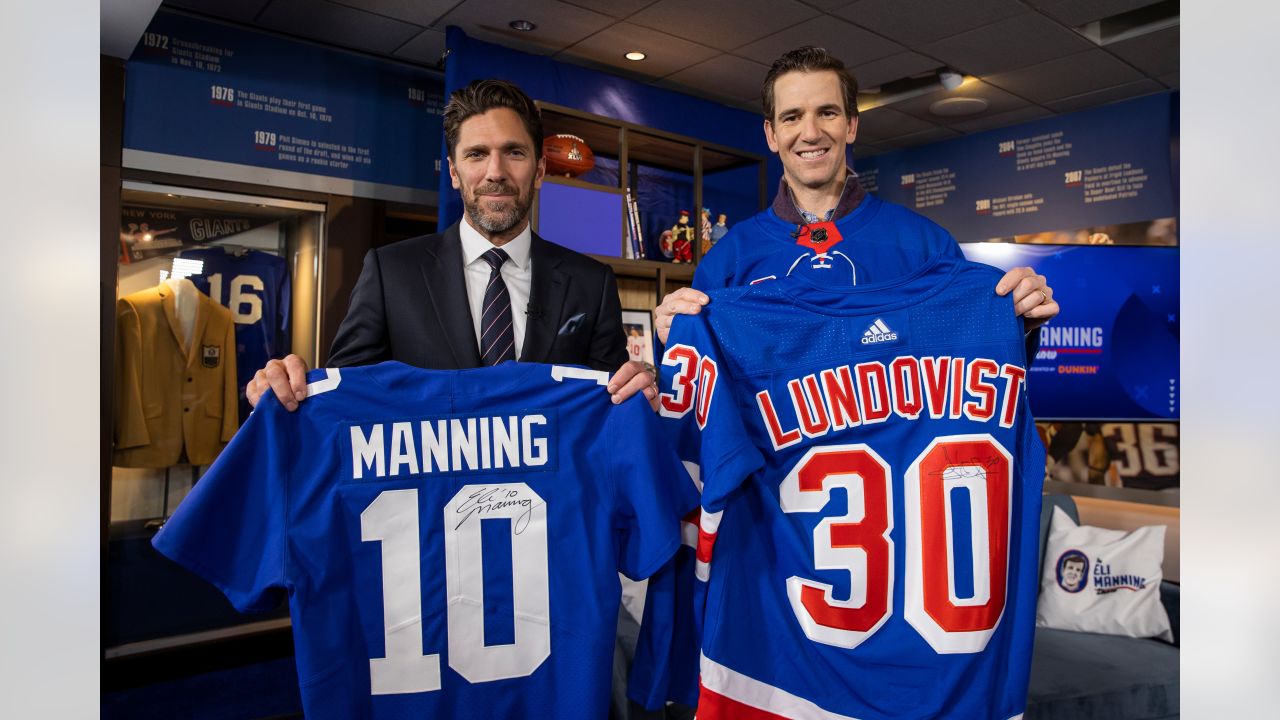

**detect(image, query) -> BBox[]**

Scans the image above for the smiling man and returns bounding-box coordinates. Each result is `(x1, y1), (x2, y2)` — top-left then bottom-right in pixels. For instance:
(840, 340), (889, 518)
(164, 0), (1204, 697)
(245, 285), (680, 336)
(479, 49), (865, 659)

(654, 46), (1059, 344)
(248, 79), (657, 410)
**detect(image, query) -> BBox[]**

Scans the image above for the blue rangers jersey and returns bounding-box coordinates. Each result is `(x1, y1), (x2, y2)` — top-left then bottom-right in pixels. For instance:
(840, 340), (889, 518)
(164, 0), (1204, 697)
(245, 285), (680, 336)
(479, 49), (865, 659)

(656, 253), (1045, 720)
(692, 194), (962, 291)
(180, 247), (291, 421)
(153, 361), (697, 720)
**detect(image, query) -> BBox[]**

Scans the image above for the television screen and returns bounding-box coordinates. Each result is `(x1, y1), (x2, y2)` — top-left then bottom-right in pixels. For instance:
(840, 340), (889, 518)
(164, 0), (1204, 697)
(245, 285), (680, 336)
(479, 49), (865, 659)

(960, 243), (1179, 420)
(536, 180), (624, 258)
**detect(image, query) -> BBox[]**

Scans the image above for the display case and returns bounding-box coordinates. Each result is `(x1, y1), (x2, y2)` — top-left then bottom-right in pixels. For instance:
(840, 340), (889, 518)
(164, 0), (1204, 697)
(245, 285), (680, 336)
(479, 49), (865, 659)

(105, 181), (326, 658)
(533, 101), (767, 306)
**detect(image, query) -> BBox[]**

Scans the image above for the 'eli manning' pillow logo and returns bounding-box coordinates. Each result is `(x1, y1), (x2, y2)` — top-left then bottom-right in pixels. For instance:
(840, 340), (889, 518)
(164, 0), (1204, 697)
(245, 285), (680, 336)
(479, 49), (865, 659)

(1055, 549), (1090, 593)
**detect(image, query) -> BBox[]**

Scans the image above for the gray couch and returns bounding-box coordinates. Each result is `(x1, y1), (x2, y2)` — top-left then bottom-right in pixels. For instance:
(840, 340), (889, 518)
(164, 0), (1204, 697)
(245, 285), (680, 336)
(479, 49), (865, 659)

(1026, 495), (1179, 720)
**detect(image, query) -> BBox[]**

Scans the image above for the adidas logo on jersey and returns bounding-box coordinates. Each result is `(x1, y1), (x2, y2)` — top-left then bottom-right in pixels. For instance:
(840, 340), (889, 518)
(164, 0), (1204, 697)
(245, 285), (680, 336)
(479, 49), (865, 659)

(861, 318), (898, 345)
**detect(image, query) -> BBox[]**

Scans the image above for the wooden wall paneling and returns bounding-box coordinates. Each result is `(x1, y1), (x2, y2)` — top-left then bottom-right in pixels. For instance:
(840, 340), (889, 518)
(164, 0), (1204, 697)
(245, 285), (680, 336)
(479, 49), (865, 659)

(616, 277), (656, 311)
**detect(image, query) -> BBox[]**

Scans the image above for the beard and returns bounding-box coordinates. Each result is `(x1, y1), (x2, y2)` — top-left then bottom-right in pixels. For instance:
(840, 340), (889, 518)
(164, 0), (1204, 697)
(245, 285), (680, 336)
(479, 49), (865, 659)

(463, 180), (534, 236)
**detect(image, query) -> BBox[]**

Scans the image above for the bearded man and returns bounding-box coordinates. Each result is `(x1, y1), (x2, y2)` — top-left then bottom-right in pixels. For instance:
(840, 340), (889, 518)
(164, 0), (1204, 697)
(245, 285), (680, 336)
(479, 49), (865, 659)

(247, 78), (657, 411)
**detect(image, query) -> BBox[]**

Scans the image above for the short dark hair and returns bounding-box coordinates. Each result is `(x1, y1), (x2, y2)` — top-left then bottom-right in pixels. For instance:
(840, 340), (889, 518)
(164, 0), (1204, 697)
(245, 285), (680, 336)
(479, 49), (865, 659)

(443, 79), (544, 160)
(762, 46), (859, 121)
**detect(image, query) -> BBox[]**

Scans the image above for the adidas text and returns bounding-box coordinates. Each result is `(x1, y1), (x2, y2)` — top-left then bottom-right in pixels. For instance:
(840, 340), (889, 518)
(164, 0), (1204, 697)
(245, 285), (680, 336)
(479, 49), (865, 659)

(862, 332), (898, 344)
(861, 319), (898, 345)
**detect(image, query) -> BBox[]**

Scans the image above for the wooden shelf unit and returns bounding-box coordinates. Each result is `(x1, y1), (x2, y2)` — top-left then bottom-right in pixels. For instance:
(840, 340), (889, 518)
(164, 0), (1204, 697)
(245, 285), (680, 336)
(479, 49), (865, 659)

(533, 101), (766, 306)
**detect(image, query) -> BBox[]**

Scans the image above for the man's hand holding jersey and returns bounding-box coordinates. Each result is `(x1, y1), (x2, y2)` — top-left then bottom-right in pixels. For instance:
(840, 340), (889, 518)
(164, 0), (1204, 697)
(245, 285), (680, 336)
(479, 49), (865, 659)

(249, 354), (311, 412)
(655, 287), (710, 344)
(994, 266), (1058, 332)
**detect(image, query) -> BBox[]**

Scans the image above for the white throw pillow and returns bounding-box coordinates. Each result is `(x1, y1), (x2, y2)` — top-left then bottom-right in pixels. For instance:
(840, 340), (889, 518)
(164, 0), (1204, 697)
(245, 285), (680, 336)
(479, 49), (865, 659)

(1036, 505), (1173, 641)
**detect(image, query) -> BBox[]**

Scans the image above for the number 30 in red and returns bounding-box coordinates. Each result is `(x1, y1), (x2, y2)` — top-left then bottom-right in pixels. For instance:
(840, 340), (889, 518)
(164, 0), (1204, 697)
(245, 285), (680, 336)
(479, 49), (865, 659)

(780, 434), (1011, 654)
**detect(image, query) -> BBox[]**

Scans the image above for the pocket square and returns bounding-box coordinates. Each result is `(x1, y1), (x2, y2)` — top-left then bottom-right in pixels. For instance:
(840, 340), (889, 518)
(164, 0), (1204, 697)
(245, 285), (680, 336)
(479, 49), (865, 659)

(558, 313), (587, 335)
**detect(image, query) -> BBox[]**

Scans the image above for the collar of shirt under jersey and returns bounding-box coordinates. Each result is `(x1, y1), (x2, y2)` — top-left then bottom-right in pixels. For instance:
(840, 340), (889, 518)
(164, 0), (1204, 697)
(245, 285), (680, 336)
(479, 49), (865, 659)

(773, 167), (868, 225)
(458, 217), (533, 361)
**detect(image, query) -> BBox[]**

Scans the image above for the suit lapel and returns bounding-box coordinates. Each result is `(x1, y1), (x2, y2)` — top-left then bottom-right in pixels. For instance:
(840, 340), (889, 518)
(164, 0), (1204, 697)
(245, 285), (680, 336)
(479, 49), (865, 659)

(189, 291), (212, 367)
(522, 233), (566, 364)
(420, 223), (482, 368)
(158, 282), (194, 361)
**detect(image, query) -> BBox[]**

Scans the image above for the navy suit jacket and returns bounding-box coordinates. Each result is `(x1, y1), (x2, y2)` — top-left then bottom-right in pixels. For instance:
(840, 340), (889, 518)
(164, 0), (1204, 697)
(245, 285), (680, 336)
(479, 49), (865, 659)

(327, 222), (629, 372)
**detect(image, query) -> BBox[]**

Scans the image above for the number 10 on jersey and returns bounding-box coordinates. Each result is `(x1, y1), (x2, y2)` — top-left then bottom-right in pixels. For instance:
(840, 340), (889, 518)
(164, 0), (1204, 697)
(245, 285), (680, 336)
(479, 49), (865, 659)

(780, 434), (1012, 654)
(360, 483), (550, 695)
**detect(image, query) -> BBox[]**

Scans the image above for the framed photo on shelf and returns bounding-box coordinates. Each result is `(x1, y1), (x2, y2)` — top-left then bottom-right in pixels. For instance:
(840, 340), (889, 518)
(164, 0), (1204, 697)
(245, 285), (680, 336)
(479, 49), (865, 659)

(621, 309), (654, 367)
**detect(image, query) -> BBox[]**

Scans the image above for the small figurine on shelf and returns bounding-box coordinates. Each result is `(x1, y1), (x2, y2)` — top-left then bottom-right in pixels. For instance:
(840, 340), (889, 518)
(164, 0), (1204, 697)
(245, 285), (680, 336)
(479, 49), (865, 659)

(711, 212), (729, 246)
(657, 229), (675, 260)
(700, 208), (714, 256)
(669, 210), (694, 264)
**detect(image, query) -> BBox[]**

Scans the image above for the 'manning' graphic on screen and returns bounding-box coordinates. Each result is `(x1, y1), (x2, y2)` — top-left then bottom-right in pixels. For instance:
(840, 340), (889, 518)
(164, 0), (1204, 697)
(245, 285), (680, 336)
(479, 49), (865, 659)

(961, 244), (1178, 420)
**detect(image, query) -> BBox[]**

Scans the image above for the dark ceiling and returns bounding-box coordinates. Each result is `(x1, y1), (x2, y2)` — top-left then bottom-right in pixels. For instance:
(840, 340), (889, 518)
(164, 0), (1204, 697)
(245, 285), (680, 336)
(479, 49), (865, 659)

(120, 0), (1178, 155)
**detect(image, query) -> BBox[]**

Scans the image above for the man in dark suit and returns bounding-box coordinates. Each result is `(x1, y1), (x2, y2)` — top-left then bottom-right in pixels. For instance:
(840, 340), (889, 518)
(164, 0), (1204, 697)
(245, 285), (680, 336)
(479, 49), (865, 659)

(245, 79), (670, 720)
(247, 79), (656, 410)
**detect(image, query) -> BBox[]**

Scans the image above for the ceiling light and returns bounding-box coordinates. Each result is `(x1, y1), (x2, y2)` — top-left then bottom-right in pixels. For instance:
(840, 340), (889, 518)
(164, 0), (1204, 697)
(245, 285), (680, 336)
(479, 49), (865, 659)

(938, 70), (964, 91)
(857, 69), (977, 112)
(929, 97), (989, 117)
(509, 19), (536, 32)
(625, 51), (646, 61)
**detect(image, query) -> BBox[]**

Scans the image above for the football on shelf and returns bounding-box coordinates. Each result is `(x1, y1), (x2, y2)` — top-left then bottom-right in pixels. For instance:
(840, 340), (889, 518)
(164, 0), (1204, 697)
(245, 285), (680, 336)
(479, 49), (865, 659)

(543, 134), (595, 178)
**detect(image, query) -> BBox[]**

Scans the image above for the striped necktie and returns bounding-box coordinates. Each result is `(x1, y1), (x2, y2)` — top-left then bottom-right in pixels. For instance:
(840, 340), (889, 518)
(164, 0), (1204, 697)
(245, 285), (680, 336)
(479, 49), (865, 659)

(479, 248), (516, 365)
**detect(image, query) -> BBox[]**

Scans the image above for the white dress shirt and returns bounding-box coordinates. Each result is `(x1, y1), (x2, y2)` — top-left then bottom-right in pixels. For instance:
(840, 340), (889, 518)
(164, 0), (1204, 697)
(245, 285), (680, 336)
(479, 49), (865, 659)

(459, 218), (533, 360)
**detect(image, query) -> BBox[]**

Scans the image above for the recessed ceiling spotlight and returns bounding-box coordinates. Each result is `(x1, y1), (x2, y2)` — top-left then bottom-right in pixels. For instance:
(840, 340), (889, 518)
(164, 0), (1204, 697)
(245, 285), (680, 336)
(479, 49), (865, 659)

(625, 51), (646, 61)
(509, 19), (536, 32)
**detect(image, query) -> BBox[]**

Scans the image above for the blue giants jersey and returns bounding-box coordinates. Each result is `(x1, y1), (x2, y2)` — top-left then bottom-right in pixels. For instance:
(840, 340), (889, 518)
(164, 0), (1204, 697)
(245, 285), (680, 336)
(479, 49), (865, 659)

(657, 254), (1045, 720)
(180, 247), (291, 421)
(153, 361), (698, 720)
